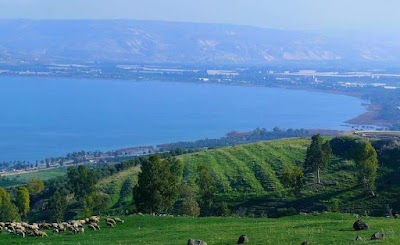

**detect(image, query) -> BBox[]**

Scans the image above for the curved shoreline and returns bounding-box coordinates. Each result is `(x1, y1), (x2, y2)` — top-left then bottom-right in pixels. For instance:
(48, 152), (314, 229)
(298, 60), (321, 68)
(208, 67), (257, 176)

(299, 87), (391, 128)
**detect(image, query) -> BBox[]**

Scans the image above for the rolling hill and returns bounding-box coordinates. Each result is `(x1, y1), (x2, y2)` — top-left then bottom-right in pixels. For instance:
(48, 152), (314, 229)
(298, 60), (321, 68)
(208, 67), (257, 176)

(94, 136), (400, 218)
(5, 137), (399, 219)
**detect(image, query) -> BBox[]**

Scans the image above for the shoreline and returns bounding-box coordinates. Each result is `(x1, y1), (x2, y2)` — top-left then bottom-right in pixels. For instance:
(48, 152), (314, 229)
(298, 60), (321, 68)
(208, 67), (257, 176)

(299, 87), (390, 128)
(345, 103), (391, 127)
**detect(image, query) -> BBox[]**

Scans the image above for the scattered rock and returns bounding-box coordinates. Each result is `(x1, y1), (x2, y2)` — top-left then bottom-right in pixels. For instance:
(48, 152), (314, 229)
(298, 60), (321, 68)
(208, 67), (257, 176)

(187, 239), (207, 245)
(353, 220), (369, 231)
(371, 232), (384, 240)
(355, 236), (362, 241)
(237, 235), (249, 244)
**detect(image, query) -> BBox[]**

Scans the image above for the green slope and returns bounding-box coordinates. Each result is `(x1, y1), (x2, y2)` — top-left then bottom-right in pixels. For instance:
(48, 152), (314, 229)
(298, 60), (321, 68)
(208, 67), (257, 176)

(179, 138), (310, 194)
(91, 137), (398, 217)
(96, 166), (140, 209)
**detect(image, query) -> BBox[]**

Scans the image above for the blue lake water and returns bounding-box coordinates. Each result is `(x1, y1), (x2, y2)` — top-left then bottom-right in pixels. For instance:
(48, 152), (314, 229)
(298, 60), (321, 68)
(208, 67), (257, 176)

(0, 76), (365, 162)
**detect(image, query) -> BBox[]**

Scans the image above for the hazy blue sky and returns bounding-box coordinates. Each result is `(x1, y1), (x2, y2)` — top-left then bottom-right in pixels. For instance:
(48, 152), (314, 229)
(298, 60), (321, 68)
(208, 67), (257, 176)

(1, 0), (399, 31)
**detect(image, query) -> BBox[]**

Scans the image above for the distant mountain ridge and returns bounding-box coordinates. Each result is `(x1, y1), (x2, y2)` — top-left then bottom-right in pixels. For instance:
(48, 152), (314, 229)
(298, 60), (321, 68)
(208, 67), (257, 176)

(0, 19), (399, 65)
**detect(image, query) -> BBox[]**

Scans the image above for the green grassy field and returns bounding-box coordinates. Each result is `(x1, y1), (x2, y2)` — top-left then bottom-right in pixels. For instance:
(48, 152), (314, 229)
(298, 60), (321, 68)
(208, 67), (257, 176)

(0, 213), (397, 244)
(0, 168), (67, 187)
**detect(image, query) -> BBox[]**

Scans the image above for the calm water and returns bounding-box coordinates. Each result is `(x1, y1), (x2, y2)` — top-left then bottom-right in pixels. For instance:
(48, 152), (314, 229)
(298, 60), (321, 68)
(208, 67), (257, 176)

(0, 76), (365, 162)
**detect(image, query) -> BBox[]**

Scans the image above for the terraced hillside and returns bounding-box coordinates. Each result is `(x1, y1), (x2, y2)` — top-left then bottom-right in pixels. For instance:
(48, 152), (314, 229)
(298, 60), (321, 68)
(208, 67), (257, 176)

(18, 137), (396, 218)
(179, 138), (309, 193)
(176, 137), (392, 217)
(95, 137), (377, 216)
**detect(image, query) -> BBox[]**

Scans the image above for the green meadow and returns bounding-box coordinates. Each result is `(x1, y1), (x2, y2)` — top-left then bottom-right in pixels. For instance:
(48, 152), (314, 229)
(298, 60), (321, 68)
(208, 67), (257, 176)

(0, 213), (396, 244)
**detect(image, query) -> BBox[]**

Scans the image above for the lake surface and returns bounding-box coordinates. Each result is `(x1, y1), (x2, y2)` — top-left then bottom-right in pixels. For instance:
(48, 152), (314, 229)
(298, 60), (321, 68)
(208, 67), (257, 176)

(0, 76), (365, 162)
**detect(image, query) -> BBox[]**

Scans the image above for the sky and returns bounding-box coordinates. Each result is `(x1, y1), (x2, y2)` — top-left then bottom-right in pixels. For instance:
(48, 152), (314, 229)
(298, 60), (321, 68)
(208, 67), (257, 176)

(1, 0), (399, 31)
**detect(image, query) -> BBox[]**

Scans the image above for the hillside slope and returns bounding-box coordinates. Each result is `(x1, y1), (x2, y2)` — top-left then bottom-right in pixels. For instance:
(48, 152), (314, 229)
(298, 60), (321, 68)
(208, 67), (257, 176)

(96, 166), (140, 209)
(179, 138), (309, 193)
(93, 137), (399, 217)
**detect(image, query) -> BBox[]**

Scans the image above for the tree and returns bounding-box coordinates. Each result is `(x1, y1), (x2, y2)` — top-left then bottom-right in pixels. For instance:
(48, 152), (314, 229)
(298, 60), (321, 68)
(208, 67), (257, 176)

(15, 187), (30, 216)
(0, 188), (20, 221)
(47, 191), (67, 222)
(67, 165), (96, 201)
(330, 137), (379, 190)
(304, 134), (332, 184)
(87, 192), (111, 213)
(196, 164), (217, 215)
(330, 136), (360, 159)
(282, 165), (304, 196)
(27, 177), (44, 195)
(134, 155), (183, 213)
(354, 141), (378, 191)
(180, 183), (200, 217)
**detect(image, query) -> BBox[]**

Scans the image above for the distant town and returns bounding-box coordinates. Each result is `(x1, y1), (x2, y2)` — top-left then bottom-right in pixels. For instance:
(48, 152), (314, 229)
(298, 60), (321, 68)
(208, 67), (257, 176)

(1, 63), (399, 90)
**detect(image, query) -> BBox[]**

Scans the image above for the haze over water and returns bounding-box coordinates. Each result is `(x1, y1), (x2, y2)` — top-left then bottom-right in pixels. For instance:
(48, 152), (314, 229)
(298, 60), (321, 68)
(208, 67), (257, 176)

(0, 76), (365, 162)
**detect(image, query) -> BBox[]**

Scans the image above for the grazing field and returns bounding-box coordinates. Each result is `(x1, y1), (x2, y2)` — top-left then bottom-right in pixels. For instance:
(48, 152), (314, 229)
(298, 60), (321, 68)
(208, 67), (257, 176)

(0, 213), (398, 244)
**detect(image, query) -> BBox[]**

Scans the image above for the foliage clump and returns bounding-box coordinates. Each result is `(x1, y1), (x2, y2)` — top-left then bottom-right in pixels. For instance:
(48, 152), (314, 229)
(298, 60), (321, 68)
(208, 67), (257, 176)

(134, 155), (183, 213)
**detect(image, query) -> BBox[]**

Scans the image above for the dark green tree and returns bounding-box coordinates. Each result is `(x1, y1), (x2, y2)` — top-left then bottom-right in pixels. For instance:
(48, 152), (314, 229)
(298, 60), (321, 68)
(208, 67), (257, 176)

(304, 134), (332, 184)
(47, 191), (67, 222)
(134, 155), (183, 213)
(196, 164), (217, 215)
(15, 186), (30, 216)
(67, 165), (96, 201)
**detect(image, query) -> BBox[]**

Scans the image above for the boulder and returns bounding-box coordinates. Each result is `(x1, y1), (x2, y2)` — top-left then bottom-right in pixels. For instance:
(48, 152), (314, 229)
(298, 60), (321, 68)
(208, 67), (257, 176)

(370, 232), (384, 240)
(237, 235), (249, 244)
(353, 220), (369, 231)
(355, 236), (362, 241)
(187, 239), (207, 245)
